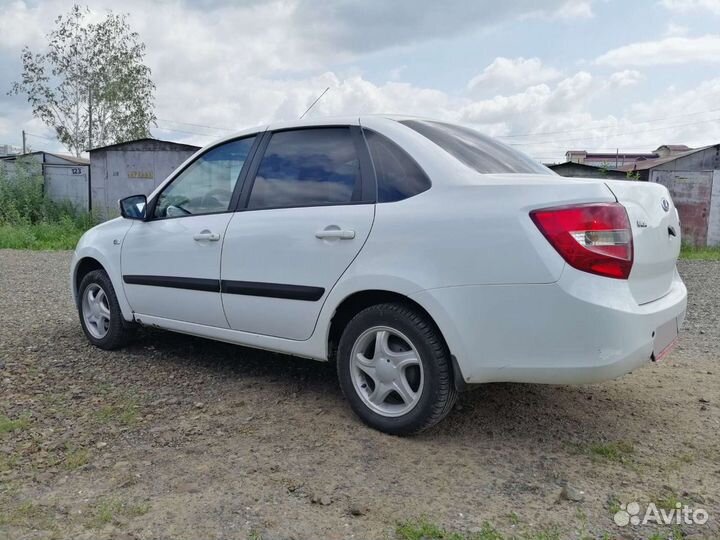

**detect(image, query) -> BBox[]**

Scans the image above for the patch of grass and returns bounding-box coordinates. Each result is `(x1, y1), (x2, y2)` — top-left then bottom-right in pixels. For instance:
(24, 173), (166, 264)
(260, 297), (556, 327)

(0, 501), (55, 529)
(648, 528), (685, 540)
(0, 157), (94, 250)
(607, 494), (622, 516)
(63, 447), (90, 470)
(0, 453), (18, 473)
(680, 244), (720, 261)
(654, 490), (687, 511)
(86, 498), (150, 529)
(0, 220), (88, 250)
(0, 415), (30, 434)
(579, 440), (635, 463)
(96, 396), (139, 426)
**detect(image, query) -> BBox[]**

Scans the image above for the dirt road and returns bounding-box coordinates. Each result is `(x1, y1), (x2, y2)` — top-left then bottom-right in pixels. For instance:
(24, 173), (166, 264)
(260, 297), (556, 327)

(1, 250), (718, 539)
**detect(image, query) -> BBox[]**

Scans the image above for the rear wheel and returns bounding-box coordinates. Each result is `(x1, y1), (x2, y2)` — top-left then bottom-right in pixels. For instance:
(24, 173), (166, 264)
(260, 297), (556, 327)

(337, 303), (457, 435)
(78, 270), (134, 350)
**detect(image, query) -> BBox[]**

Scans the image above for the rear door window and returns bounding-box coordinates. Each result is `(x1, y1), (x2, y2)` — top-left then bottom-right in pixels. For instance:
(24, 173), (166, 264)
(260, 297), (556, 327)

(247, 128), (361, 209)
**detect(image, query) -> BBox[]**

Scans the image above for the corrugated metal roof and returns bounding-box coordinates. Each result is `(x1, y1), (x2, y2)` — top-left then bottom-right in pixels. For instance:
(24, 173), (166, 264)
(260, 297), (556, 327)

(0, 151), (89, 165)
(618, 144), (718, 171)
(88, 138), (201, 153)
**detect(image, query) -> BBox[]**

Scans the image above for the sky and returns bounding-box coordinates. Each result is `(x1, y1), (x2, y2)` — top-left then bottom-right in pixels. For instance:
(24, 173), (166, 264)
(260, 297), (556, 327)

(1, 0), (720, 162)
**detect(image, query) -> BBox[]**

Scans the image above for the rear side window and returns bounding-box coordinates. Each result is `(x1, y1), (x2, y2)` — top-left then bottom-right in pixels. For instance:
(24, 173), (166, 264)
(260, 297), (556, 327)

(363, 129), (431, 203)
(400, 120), (553, 175)
(248, 128), (361, 209)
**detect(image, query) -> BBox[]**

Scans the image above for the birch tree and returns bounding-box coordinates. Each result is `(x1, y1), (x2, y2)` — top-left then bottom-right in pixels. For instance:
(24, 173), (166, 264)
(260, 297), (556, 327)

(10, 5), (156, 156)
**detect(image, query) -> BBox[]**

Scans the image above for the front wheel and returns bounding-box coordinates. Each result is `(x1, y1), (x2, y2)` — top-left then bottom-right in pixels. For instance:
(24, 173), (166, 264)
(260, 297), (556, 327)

(337, 303), (457, 435)
(78, 269), (134, 350)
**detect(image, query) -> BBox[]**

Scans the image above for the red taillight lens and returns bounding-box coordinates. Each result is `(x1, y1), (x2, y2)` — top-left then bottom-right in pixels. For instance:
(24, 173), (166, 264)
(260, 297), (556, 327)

(530, 203), (633, 279)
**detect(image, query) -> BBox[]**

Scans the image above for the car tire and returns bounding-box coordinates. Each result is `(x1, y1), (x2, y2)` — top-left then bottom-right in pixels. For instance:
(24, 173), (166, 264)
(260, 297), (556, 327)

(77, 269), (134, 350)
(337, 302), (457, 435)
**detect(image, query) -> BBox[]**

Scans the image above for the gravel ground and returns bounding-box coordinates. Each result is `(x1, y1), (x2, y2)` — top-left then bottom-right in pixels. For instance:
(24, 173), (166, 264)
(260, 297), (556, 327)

(0, 249), (718, 540)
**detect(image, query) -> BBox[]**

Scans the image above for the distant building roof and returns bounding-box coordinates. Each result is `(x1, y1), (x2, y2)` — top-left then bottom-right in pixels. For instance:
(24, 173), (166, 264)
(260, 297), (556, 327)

(88, 138), (201, 153)
(655, 145), (691, 152)
(0, 151), (89, 165)
(618, 145), (715, 172)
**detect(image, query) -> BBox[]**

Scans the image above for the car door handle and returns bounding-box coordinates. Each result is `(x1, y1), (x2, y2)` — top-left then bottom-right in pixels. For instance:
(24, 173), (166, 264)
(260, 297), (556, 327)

(315, 227), (355, 240)
(193, 230), (221, 242)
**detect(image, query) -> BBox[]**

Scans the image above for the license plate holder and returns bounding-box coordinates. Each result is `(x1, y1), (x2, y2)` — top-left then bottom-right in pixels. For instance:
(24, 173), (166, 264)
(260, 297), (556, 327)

(653, 317), (679, 361)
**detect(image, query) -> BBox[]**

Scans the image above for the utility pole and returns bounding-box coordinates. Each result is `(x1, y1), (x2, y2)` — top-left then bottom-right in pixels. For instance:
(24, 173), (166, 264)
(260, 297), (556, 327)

(88, 88), (93, 152)
(87, 87), (93, 213)
(22, 130), (26, 154)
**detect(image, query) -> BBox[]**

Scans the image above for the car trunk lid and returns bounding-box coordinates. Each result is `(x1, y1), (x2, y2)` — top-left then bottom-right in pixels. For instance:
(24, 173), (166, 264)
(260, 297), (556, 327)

(603, 180), (681, 304)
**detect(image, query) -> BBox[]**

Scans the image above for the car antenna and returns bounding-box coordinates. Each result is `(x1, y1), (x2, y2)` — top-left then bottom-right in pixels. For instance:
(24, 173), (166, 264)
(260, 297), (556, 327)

(300, 87), (330, 119)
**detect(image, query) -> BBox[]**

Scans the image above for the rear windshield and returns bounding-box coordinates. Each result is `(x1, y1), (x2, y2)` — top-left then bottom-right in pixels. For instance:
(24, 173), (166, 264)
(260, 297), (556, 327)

(399, 120), (553, 175)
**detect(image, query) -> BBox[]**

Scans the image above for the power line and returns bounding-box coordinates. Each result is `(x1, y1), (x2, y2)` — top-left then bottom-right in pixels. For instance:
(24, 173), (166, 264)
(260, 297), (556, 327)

(156, 118), (235, 132)
(498, 107), (720, 140)
(506, 117), (720, 147)
(25, 132), (57, 141)
(153, 125), (216, 138)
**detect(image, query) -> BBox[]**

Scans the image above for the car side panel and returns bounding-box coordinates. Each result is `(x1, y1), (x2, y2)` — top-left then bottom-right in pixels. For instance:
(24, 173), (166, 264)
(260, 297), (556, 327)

(71, 217), (135, 322)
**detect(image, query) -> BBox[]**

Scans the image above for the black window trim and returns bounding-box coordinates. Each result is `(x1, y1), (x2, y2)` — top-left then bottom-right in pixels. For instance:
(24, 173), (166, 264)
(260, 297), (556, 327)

(234, 125), (376, 213)
(360, 127), (432, 204)
(145, 132), (264, 221)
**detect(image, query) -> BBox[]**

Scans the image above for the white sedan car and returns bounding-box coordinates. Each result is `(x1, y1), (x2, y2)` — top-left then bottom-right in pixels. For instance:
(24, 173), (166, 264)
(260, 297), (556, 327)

(71, 116), (687, 435)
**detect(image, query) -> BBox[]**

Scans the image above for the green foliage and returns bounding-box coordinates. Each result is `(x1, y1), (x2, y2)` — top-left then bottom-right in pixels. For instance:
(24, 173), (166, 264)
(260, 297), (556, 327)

(625, 170), (641, 181)
(587, 440), (635, 462)
(0, 415), (30, 434)
(0, 160), (93, 249)
(86, 498), (150, 529)
(680, 244), (720, 260)
(9, 4), (156, 156)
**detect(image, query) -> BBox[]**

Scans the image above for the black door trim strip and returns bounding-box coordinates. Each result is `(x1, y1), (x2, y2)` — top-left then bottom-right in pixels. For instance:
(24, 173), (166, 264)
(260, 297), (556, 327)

(221, 280), (324, 301)
(123, 275), (219, 292)
(122, 275), (324, 301)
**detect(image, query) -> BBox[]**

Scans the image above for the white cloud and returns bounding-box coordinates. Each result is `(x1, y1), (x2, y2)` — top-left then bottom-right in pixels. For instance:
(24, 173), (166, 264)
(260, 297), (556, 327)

(660, 0), (720, 14)
(467, 57), (562, 96)
(664, 22), (689, 37)
(609, 69), (644, 87)
(596, 35), (720, 66)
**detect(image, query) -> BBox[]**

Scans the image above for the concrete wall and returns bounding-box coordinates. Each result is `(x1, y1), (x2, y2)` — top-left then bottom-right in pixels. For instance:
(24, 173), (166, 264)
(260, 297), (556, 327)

(91, 140), (199, 217)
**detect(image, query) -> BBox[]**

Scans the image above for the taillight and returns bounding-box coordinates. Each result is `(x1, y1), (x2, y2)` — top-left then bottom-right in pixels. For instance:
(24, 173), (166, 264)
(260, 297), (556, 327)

(530, 203), (633, 279)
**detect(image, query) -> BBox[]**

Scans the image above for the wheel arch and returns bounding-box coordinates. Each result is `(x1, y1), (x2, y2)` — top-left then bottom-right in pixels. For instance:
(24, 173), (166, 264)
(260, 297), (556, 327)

(73, 257), (105, 300)
(327, 289), (467, 391)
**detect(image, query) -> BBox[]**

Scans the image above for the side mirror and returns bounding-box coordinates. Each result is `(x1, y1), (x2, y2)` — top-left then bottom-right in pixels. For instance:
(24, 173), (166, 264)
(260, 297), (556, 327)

(119, 194), (147, 220)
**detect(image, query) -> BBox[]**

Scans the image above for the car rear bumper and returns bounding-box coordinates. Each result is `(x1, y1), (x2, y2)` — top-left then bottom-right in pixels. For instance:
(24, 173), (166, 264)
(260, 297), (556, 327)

(411, 266), (687, 385)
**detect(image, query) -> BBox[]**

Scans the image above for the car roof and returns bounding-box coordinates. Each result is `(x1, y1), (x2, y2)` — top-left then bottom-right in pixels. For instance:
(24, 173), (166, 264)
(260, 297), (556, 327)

(210, 114), (438, 147)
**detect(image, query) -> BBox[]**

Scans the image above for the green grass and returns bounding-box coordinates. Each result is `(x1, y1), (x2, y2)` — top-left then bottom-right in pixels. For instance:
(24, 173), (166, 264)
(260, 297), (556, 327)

(680, 244), (720, 260)
(569, 440), (635, 463)
(86, 498), (150, 529)
(95, 395), (140, 427)
(0, 220), (88, 250)
(0, 158), (94, 250)
(0, 415), (30, 434)
(0, 501), (55, 529)
(63, 447), (90, 470)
